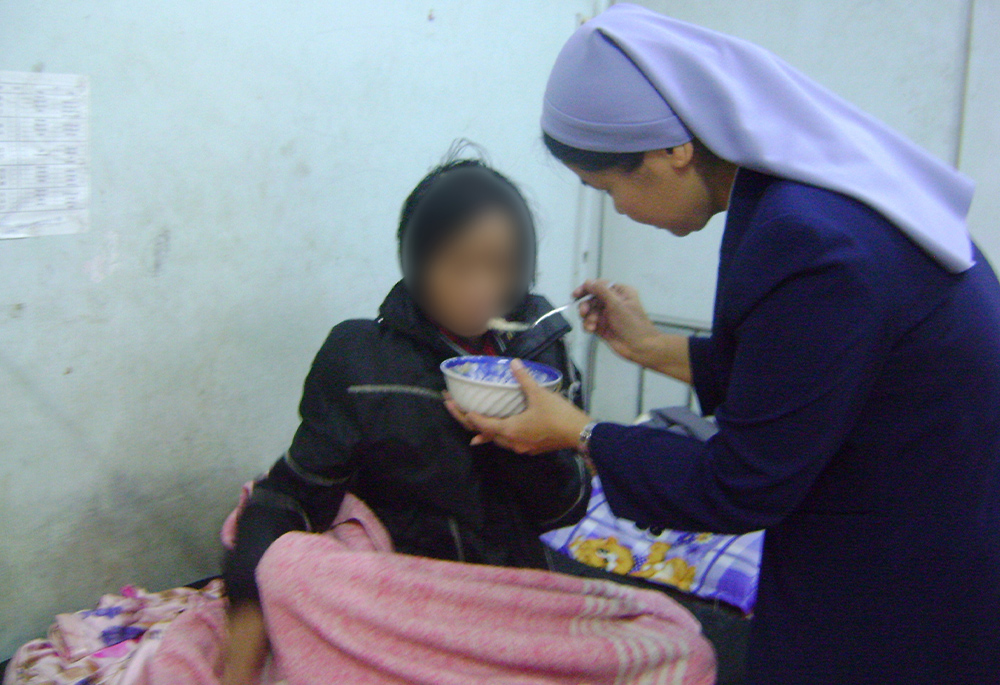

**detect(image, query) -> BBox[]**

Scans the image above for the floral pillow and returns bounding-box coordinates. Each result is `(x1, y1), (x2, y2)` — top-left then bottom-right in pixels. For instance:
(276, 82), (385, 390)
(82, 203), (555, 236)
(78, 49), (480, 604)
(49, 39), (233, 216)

(542, 479), (763, 614)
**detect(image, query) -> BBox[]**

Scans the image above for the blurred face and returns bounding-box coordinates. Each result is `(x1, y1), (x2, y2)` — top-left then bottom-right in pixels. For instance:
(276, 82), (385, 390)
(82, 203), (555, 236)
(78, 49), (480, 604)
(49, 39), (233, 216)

(570, 146), (724, 237)
(421, 208), (520, 338)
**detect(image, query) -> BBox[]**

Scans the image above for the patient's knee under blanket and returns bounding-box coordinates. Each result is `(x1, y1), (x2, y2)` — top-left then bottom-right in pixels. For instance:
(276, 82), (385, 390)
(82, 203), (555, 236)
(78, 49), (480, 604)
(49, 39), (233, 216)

(250, 531), (716, 684)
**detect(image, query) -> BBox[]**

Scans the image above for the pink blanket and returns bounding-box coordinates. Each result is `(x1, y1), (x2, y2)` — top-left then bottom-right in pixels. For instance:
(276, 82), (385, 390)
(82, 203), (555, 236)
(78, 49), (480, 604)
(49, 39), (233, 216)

(256, 532), (716, 685)
(9, 488), (716, 685)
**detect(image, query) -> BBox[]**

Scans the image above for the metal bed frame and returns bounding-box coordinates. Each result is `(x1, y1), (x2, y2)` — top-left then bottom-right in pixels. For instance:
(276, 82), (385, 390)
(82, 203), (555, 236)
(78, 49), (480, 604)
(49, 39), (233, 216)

(584, 314), (712, 418)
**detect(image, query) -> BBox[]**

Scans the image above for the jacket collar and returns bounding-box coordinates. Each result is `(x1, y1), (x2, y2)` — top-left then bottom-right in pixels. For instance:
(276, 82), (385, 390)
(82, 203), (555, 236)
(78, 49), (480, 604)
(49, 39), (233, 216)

(378, 281), (571, 360)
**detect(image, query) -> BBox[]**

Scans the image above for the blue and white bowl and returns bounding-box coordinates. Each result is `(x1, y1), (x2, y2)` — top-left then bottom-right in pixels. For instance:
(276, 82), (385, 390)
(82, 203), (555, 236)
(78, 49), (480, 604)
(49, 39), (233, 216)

(441, 356), (563, 418)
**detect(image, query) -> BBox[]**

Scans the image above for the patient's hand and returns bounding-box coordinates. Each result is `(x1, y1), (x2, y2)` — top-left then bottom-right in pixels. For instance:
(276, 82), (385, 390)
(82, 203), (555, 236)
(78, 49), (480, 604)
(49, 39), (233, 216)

(445, 359), (592, 456)
(221, 601), (269, 685)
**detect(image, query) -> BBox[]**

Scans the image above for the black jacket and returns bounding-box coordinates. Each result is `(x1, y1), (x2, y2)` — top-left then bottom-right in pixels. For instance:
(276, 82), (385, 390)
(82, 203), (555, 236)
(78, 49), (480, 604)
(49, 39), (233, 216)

(224, 282), (591, 601)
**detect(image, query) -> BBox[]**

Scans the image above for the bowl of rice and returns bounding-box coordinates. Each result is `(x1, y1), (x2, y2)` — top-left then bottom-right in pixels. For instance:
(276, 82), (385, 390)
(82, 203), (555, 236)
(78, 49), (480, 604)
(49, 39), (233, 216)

(441, 355), (563, 418)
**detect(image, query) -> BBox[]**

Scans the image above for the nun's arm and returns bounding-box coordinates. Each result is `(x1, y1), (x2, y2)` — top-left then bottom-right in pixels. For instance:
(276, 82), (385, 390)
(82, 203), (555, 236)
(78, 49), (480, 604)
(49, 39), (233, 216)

(589, 230), (889, 534)
(687, 335), (725, 415)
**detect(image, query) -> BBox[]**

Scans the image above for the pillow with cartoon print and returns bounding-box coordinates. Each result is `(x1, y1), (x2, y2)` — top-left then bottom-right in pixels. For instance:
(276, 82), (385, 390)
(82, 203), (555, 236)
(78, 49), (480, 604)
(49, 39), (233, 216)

(542, 476), (763, 614)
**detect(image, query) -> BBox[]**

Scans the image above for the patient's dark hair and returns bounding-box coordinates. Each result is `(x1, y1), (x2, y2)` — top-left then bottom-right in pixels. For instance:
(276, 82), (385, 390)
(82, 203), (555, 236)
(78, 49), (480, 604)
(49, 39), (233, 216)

(398, 142), (537, 304)
(542, 132), (646, 173)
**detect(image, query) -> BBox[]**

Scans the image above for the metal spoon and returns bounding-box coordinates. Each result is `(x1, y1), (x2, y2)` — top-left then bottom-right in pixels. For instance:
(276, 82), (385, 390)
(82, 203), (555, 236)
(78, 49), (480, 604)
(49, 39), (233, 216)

(488, 294), (595, 333)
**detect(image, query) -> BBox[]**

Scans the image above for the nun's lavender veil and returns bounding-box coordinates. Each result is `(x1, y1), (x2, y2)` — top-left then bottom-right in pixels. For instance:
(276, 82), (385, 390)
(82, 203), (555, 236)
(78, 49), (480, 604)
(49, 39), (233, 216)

(541, 4), (975, 272)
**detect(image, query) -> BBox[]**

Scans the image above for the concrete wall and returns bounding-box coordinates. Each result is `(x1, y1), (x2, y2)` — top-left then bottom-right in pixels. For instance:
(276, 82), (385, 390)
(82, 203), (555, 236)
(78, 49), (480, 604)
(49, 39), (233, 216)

(0, 0), (592, 655)
(961, 0), (1000, 263)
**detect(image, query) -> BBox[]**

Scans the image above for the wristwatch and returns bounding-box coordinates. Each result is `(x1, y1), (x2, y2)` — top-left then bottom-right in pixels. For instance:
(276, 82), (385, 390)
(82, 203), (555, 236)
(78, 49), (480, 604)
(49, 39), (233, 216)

(577, 421), (599, 459)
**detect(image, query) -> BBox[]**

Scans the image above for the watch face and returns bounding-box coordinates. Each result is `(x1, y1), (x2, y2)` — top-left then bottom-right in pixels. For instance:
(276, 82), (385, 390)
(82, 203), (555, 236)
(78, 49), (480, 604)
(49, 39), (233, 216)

(578, 421), (598, 456)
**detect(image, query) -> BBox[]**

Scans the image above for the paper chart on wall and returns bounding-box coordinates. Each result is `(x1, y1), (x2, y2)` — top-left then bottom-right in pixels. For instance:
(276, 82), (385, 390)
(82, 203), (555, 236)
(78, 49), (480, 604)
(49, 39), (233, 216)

(0, 71), (90, 239)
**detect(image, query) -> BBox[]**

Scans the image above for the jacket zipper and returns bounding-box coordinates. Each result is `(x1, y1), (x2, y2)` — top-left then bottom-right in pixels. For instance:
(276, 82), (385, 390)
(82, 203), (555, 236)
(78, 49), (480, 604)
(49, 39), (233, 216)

(510, 325), (570, 360)
(440, 334), (474, 357)
(447, 517), (466, 562)
(439, 325), (568, 361)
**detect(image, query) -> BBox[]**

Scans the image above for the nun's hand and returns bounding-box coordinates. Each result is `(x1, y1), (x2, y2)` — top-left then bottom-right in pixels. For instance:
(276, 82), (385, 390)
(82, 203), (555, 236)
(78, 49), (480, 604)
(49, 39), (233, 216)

(444, 359), (592, 456)
(573, 279), (661, 361)
(572, 279), (692, 383)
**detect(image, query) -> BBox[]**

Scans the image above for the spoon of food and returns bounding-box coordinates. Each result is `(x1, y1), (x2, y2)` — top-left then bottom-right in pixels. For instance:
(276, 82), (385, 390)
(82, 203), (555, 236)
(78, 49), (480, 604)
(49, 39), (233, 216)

(488, 294), (596, 333)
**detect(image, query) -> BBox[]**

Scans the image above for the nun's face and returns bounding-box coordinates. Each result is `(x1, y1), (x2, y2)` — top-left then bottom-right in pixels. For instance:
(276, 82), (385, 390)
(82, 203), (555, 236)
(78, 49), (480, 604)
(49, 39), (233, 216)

(422, 208), (520, 338)
(571, 147), (719, 237)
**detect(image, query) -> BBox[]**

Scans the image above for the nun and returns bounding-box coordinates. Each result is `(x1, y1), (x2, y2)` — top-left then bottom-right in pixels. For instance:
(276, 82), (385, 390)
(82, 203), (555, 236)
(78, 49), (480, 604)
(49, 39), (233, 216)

(446, 5), (1000, 684)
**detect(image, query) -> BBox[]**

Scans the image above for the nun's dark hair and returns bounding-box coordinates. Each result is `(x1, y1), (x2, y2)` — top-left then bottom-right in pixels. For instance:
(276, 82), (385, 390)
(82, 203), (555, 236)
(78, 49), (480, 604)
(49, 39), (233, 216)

(542, 132), (645, 173)
(543, 132), (723, 176)
(398, 140), (537, 308)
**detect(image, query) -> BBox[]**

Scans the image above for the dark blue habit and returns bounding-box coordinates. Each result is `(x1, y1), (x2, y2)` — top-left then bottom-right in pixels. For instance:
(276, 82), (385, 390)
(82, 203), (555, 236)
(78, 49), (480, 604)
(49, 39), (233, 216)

(589, 170), (1000, 684)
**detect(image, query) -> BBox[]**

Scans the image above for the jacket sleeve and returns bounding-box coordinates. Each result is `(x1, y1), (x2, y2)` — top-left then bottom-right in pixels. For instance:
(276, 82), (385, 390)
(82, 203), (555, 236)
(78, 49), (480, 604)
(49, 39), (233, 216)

(590, 216), (891, 534)
(490, 343), (592, 532)
(492, 449), (592, 532)
(223, 325), (361, 602)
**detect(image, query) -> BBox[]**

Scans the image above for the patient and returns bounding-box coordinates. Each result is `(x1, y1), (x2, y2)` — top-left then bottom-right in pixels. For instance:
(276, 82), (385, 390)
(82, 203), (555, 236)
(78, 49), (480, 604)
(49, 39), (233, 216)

(220, 153), (591, 683)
